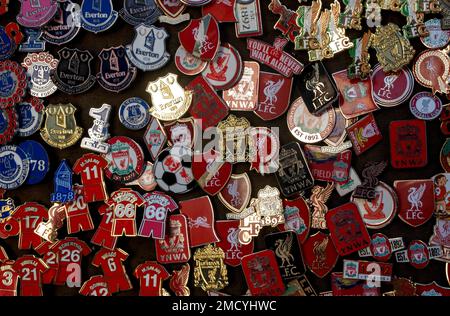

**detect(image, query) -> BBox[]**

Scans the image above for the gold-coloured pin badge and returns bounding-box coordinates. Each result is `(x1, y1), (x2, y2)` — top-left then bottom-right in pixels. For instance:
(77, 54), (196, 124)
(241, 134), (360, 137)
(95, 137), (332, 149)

(193, 244), (228, 292)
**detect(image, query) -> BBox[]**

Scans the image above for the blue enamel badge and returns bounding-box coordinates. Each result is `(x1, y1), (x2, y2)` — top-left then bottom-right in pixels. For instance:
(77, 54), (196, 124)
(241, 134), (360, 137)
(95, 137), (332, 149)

(50, 159), (74, 203)
(18, 140), (50, 185)
(119, 0), (161, 26)
(119, 97), (151, 130)
(80, 0), (118, 33)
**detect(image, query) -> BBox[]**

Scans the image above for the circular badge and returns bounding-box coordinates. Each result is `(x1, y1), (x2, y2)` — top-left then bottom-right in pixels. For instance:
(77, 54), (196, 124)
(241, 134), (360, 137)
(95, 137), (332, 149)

(369, 233), (392, 262)
(421, 18), (450, 49)
(0, 144), (30, 190)
(104, 136), (144, 183)
(409, 92), (442, 120)
(180, 0), (212, 6)
(287, 97), (335, 143)
(351, 181), (398, 229)
(18, 140), (50, 185)
(153, 146), (196, 194)
(119, 97), (151, 130)
(440, 139), (450, 172)
(175, 45), (208, 76)
(407, 240), (430, 269)
(0, 107), (17, 145)
(413, 49), (450, 92)
(371, 64), (414, 107)
(21, 52), (58, 98)
(0, 60), (27, 109)
(16, 97), (44, 137)
(202, 43), (243, 90)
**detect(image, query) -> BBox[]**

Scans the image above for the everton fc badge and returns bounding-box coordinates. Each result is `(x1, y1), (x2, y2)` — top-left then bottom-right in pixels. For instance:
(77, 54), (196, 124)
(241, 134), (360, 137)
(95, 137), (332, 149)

(16, 0), (58, 28)
(120, 0), (161, 26)
(97, 46), (137, 92)
(80, 0), (118, 33)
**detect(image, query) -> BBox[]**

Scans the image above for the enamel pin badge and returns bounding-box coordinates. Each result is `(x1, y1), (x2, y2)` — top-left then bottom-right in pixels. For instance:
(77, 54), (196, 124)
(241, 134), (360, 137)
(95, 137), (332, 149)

(156, 0), (189, 25)
(120, 0), (161, 26)
(80, 103), (112, 153)
(80, 0), (118, 33)
(21, 52), (58, 98)
(19, 28), (45, 53)
(97, 46), (137, 92)
(42, 0), (81, 45)
(16, 0), (58, 28)
(126, 24), (170, 72)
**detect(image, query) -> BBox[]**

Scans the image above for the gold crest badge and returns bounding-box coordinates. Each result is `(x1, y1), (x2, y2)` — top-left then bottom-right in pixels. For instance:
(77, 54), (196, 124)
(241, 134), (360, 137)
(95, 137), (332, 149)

(217, 114), (251, 163)
(193, 244), (228, 291)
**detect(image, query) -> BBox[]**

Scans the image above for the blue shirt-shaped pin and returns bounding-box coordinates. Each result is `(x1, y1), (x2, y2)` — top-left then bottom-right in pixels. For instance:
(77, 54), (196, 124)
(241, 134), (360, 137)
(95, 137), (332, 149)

(50, 159), (75, 203)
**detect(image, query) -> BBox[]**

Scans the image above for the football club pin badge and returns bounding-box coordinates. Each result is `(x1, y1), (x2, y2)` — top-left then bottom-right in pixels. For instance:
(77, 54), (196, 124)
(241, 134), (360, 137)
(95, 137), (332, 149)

(104, 136), (144, 183)
(175, 46), (207, 76)
(223, 61), (259, 111)
(432, 173), (450, 217)
(16, 0), (58, 28)
(395, 240), (442, 269)
(413, 49), (450, 95)
(234, 0), (263, 38)
(309, 182), (335, 229)
(336, 167), (361, 197)
(325, 108), (354, 147)
(416, 282), (450, 296)
(303, 145), (352, 183)
(217, 114), (251, 163)
(119, 97), (151, 131)
(19, 28), (45, 53)
(80, 0), (118, 33)
(394, 179), (435, 227)
(202, 0), (237, 23)
(268, 0), (301, 42)
(42, 0), (81, 45)
(153, 146), (195, 194)
(276, 142), (314, 198)
(0, 23), (23, 61)
(146, 73), (192, 121)
(302, 232), (339, 278)
(50, 159), (74, 203)
(0, 60), (27, 109)
(218, 173), (251, 214)
(0, 107), (17, 145)
(126, 161), (157, 191)
(351, 181), (398, 229)
(139, 191), (177, 239)
(34, 203), (66, 242)
(265, 231), (306, 281)
(247, 37), (303, 77)
(40, 103), (83, 149)
(254, 71), (292, 121)
(0, 145), (30, 190)
(215, 220), (254, 267)
(170, 264), (190, 296)
(201, 43), (243, 91)
(389, 119), (427, 169)
(52, 48), (96, 94)
(371, 64), (414, 107)
(429, 217), (450, 261)
(193, 244), (228, 292)
(126, 24), (170, 72)
(179, 14), (220, 61)
(248, 126), (280, 175)
(326, 202), (371, 256)
(97, 46), (137, 92)
(299, 62), (338, 114)
(155, 214), (191, 264)
(347, 113), (383, 155)
(353, 160), (387, 200)
(156, 0), (190, 25)
(186, 76), (229, 130)
(21, 52), (58, 98)
(348, 32), (372, 80)
(163, 117), (196, 148)
(409, 92), (443, 120)
(81, 103), (112, 153)
(18, 140), (50, 185)
(143, 116), (167, 161)
(241, 250), (285, 296)
(192, 150), (232, 196)
(120, 0), (161, 26)
(280, 198), (311, 244)
(421, 18), (450, 48)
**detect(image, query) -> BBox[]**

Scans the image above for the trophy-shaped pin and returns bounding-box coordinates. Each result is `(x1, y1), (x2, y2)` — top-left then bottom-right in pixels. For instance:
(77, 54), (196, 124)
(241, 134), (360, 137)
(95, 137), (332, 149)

(294, 0), (322, 50)
(80, 103), (112, 153)
(401, 0), (428, 38)
(339, 0), (363, 29)
(348, 31), (372, 79)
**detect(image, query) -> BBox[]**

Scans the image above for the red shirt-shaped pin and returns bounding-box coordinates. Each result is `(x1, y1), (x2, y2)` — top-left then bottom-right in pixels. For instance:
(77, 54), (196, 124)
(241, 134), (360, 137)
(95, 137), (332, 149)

(65, 184), (94, 234)
(0, 260), (19, 296)
(52, 237), (91, 286)
(79, 275), (112, 296)
(73, 153), (108, 203)
(134, 261), (170, 296)
(13, 255), (48, 296)
(35, 241), (59, 285)
(106, 188), (145, 237)
(13, 202), (48, 250)
(91, 204), (118, 250)
(92, 248), (132, 293)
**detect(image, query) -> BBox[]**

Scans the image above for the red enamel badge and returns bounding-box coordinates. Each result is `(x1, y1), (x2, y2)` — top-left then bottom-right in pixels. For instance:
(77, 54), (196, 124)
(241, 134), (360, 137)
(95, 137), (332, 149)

(218, 173), (252, 214)
(215, 220), (254, 267)
(394, 179), (435, 227)
(179, 196), (219, 247)
(202, 0), (237, 23)
(326, 202), (371, 256)
(248, 127), (280, 175)
(73, 153), (108, 203)
(279, 198), (310, 244)
(241, 250), (285, 296)
(347, 113), (382, 155)
(163, 117), (197, 149)
(178, 14), (220, 61)
(192, 150), (232, 196)
(302, 232), (339, 278)
(389, 119), (427, 169)
(155, 214), (191, 264)
(416, 282), (450, 296)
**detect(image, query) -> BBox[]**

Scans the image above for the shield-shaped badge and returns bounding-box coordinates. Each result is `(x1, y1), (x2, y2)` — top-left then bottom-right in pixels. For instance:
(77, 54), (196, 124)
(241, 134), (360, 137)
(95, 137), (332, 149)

(40, 103), (83, 149)
(326, 202), (371, 256)
(97, 46), (137, 92)
(394, 179), (435, 227)
(52, 48), (96, 94)
(248, 127), (280, 175)
(163, 117), (196, 148)
(416, 282), (450, 296)
(80, 0), (118, 33)
(241, 250), (285, 296)
(42, 0), (81, 45)
(146, 73), (192, 121)
(346, 113), (383, 155)
(302, 232), (339, 278)
(21, 52), (58, 98)
(280, 198), (310, 244)
(17, 0), (58, 28)
(178, 14), (220, 61)
(126, 24), (170, 71)
(19, 28), (45, 53)
(265, 231), (306, 281)
(223, 61), (260, 111)
(217, 114), (251, 163)
(156, 0), (189, 25)
(192, 150), (232, 196)
(218, 173), (251, 214)
(120, 0), (161, 26)
(215, 220), (254, 267)
(155, 214), (190, 264)
(254, 71), (292, 121)
(193, 244), (228, 291)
